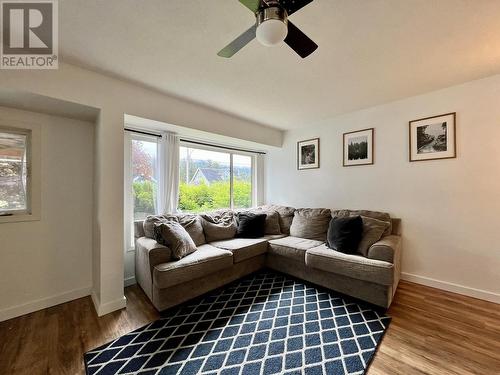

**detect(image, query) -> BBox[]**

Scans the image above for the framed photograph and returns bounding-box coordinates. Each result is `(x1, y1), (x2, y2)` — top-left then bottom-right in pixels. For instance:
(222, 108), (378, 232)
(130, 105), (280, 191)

(409, 112), (456, 162)
(297, 138), (320, 170)
(343, 128), (374, 167)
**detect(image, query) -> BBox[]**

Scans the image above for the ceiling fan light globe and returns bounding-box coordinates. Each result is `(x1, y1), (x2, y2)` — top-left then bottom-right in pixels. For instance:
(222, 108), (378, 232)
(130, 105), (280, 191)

(256, 19), (288, 47)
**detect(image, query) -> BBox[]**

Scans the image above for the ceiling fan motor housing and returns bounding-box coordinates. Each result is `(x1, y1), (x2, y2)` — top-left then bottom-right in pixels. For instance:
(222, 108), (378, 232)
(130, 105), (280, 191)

(257, 6), (288, 26)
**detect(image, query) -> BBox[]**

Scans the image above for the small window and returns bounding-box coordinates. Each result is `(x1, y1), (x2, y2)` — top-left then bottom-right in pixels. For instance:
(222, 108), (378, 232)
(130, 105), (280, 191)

(131, 136), (158, 221)
(0, 128), (31, 216)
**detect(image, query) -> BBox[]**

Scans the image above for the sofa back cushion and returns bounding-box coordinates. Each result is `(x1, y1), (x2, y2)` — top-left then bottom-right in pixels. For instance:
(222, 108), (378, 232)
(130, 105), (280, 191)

(290, 208), (331, 241)
(260, 204), (296, 235)
(200, 211), (237, 242)
(134, 220), (146, 239)
(246, 208), (281, 235)
(143, 214), (206, 246)
(154, 221), (197, 260)
(332, 209), (392, 237)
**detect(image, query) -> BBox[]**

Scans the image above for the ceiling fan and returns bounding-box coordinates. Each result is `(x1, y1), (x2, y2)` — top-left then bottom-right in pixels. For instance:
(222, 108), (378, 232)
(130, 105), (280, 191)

(218, 0), (318, 59)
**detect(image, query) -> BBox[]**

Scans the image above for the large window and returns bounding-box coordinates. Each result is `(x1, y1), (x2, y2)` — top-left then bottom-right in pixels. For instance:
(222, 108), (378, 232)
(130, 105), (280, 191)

(179, 145), (254, 212)
(125, 133), (260, 249)
(0, 128), (30, 215)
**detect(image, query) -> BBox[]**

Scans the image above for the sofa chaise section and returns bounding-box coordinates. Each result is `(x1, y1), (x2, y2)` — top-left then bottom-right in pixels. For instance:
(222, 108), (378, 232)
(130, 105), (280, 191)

(266, 253), (395, 308)
(265, 216), (401, 307)
(134, 219), (266, 311)
(306, 244), (395, 285)
(153, 244), (233, 289)
(152, 255), (265, 311)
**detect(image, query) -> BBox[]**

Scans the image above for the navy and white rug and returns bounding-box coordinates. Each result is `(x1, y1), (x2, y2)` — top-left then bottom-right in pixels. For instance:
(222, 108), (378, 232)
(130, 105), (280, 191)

(84, 271), (391, 375)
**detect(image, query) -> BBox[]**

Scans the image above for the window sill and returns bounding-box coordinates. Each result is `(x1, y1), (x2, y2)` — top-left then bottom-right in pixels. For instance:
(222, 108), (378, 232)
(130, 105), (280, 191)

(0, 213), (41, 224)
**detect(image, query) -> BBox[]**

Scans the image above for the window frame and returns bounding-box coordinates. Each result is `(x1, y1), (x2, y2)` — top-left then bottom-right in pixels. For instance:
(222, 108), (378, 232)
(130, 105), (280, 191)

(0, 122), (40, 224)
(124, 131), (160, 250)
(179, 141), (258, 211)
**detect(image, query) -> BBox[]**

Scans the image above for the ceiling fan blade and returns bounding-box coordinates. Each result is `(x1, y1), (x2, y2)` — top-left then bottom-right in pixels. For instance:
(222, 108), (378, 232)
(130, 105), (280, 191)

(218, 24), (257, 58)
(281, 0), (314, 16)
(239, 0), (261, 12)
(284, 21), (318, 58)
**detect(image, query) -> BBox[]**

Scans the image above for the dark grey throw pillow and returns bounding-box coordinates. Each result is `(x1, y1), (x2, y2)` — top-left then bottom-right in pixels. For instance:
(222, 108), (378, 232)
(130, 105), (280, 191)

(236, 212), (267, 238)
(327, 216), (363, 254)
(154, 222), (197, 260)
(250, 209), (281, 234)
(357, 216), (391, 256)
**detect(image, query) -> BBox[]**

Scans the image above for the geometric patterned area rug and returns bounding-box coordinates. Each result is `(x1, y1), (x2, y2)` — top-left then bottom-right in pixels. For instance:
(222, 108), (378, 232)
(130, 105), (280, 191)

(84, 270), (391, 375)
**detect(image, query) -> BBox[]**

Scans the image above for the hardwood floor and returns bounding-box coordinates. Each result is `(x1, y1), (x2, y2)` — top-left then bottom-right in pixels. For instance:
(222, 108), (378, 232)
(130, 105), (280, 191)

(369, 282), (500, 375)
(0, 281), (499, 375)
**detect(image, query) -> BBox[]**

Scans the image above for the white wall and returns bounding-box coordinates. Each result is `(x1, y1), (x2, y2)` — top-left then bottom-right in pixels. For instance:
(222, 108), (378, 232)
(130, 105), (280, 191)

(266, 74), (500, 303)
(0, 107), (94, 321)
(0, 62), (283, 317)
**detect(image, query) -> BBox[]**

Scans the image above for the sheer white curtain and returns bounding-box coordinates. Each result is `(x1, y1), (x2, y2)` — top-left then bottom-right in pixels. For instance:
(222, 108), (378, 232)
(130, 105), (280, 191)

(256, 153), (265, 206)
(157, 132), (180, 214)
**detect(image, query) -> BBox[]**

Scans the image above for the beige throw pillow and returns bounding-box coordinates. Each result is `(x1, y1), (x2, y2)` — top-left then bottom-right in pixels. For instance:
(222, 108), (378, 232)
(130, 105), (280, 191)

(143, 215), (167, 239)
(143, 214), (206, 246)
(173, 214), (206, 246)
(260, 205), (295, 235)
(200, 212), (237, 242)
(357, 216), (391, 256)
(154, 222), (197, 260)
(289, 208), (331, 241)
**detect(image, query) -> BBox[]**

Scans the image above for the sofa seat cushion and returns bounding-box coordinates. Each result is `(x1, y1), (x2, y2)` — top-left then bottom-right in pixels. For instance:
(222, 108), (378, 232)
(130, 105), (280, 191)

(210, 238), (269, 263)
(153, 244), (233, 289)
(305, 244), (394, 286)
(263, 234), (287, 240)
(268, 236), (324, 263)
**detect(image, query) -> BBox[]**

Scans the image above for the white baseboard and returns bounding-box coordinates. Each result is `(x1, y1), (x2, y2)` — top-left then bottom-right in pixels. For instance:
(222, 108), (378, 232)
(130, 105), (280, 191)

(401, 272), (500, 304)
(0, 286), (92, 322)
(91, 291), (127, 317)
(124, 276), (136, 287)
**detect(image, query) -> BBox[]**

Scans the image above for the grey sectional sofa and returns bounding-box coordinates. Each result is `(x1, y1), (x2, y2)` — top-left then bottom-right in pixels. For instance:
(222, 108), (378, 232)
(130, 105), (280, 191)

(134, 206), (401, 311)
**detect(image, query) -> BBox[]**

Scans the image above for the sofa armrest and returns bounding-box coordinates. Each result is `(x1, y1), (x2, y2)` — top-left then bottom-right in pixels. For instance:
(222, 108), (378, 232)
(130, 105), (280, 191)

(136, 237), (172, 270)
(367, 235), (401, 263)
(135, 237), (172, 300)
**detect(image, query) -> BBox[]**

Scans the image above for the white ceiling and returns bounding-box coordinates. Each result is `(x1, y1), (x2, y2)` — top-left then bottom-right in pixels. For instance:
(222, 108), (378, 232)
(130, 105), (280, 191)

(60, 0), (500, 130)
